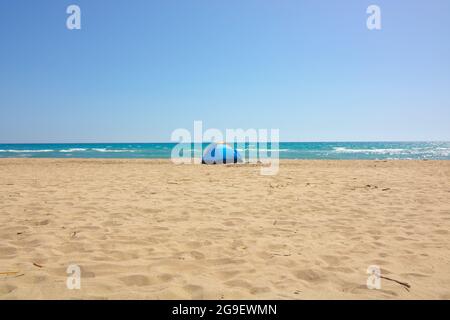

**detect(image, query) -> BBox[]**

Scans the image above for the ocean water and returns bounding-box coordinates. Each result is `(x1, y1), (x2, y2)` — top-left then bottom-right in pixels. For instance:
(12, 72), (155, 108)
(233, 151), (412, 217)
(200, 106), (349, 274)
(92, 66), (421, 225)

(0, 142), (449, 160)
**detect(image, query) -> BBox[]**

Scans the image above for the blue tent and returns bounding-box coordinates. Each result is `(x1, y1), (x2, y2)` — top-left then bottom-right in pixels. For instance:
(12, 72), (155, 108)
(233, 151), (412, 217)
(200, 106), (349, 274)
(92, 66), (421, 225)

(202, 143), (243, 164)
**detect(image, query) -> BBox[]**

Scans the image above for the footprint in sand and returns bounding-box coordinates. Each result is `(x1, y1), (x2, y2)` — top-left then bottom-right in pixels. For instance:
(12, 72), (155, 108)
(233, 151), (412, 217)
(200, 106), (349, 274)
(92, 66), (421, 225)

(293, 269), (327, 282)
(183, 284), (204, 299)
(0, 284), (17, 295)
(157, 273), (174, 282)
(0, 245), (18, 258)
(120, 274), (152, 286)
(190, 251), (205, 260)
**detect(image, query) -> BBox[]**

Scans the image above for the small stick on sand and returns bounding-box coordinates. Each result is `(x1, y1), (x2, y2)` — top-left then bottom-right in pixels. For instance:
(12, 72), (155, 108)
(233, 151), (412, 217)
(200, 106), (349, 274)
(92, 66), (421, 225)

(0, 271), (20, 276)
(380, 276), (411, 291)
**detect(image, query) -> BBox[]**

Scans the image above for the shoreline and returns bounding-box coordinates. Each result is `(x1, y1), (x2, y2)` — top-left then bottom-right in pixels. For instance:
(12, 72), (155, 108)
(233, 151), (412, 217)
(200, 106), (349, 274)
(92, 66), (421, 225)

(1, 158), (448, 161)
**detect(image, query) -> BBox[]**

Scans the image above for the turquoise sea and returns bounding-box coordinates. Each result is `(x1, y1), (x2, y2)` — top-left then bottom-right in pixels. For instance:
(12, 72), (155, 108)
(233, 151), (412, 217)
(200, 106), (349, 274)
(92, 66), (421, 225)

(0, 142), (449, 160)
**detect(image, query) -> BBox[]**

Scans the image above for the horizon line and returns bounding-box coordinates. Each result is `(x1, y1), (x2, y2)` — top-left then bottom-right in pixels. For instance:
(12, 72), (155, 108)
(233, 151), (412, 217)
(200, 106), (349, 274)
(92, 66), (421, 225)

(1, 140), (449, 144)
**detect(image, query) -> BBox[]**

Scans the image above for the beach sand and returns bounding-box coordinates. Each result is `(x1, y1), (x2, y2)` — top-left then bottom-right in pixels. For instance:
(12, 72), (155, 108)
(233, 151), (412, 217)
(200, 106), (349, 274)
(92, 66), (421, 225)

(0, 159), (449, 299)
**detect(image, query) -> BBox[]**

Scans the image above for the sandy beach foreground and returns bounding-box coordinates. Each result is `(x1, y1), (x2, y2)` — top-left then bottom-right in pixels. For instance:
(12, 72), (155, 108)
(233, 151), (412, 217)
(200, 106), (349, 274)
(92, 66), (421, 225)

(0, 159), (449, 299)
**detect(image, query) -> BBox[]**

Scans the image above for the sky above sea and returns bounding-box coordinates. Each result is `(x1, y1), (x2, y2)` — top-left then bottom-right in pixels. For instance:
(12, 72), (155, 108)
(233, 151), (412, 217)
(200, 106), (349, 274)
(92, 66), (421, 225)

(0, 1), (449, 143)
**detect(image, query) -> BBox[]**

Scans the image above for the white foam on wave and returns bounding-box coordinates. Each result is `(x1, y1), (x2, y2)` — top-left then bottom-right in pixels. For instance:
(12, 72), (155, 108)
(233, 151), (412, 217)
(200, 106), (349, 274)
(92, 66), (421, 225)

(333, 146), (450, 157)
(0, 149), (54, 153)
(333, 147), (407, 154)
(92, 148), (134, 153)
(236, 148), (289, 152)
(59, 148), (87, 152)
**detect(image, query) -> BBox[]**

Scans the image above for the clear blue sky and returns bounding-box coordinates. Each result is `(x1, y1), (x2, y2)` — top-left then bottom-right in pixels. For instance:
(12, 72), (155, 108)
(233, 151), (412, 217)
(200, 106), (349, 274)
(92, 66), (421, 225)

(0, 0), (449, 143)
